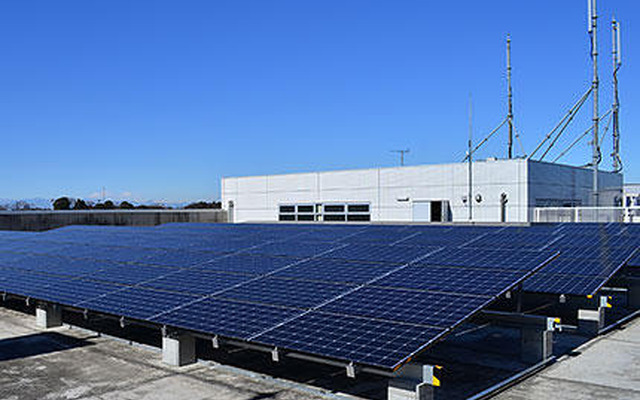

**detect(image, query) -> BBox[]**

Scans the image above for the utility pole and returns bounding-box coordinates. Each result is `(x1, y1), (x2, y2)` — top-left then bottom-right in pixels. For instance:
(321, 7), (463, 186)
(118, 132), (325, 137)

(468, 94), (473, 221)
(507, 35), (514, 159)
(588, 0), (600, 206)
(391, 149), (410, 166)
(611, 18), (622, 173)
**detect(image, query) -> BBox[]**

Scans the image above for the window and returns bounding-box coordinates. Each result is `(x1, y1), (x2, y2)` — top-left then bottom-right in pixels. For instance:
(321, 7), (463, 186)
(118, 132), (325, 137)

(347, 214), (371, 222)
(324, 204), (345, 213)
(297, 205), (314, 213)
(279, 205), (295, 213)
(278, 202), (370, 223)
(348, 204), (369, 213)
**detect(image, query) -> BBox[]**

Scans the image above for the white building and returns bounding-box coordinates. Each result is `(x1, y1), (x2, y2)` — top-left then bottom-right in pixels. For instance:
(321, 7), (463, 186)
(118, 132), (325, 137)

(221, 159), (622, 223)
(624, 184), (640, 208)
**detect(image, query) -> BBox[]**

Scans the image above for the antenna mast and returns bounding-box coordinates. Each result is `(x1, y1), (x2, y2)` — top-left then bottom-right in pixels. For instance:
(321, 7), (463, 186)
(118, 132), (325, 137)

(391, 149), (410, 166)
(611, 18), (622, 173)
(507, 35), (514, 159)
(588, 0), (600, 205)
(468, 95), (473, 221)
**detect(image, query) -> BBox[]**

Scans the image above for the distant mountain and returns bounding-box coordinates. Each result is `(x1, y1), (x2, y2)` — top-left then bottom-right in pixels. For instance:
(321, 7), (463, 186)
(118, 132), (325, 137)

(0, 198), (52, 210)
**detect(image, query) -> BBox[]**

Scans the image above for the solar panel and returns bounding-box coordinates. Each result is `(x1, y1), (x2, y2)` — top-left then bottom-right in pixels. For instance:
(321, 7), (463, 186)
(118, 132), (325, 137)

(217, 277), (353, 309)
(140, 270), (251, 296)
(85, 264), (177, 286)
(417, 248), (557, 271)
(151, 298), (302, 340)
(76, 287), (200, 320)
(323, 244), (440, 264)
(523, 273), (607, 295)
(273, 259), (398, 284)
(629, 251), (640, 267)
(1, 221), (636, 371)
(252, 312), (445, 369)
(374, 265), (527, 296)
(244, 242), (341, 258)
(195, 254), (301, 275)
(319, 287), (489, 328)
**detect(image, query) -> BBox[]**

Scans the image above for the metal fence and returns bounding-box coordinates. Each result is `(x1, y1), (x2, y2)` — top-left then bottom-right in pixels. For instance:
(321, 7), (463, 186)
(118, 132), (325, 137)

(534, 207), (640, 223)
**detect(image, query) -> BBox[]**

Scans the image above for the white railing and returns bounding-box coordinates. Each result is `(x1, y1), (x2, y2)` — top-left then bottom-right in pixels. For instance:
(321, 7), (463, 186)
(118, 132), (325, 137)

(534, 206), (640, 223)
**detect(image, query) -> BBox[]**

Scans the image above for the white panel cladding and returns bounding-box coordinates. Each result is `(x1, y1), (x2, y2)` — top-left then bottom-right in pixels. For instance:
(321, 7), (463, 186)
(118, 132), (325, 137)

(220, 158), (621, 223)
(237, 176), (268, 193)
(268, 173), (317, 193)
(320, 169), (378, 190)
(528, 161), (623, 208)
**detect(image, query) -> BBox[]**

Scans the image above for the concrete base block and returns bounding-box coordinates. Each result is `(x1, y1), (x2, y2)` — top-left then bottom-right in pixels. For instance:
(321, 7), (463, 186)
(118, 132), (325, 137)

(162, 334), (196, 367)
(388, 380), (434, 400)
(578, 308), (604, 336)
(35, 304), (62, 329)
(388, 363), (437, 400)
(521, 328), (553, 363)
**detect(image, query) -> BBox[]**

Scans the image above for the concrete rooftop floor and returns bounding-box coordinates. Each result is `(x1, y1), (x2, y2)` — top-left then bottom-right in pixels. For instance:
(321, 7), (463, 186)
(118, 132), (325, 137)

(0, 307), (336, 400)
(0, 305), (639, 400)
(496, 317), (640, 400)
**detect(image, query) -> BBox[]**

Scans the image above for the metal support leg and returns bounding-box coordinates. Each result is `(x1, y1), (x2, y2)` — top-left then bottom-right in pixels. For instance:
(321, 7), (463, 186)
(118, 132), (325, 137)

(578, 296), (609, 336)
(35, 303), (62, 329)
(388, 363), (440, 400)
(521, 326), (553, 363)
(162, 330), (196, 367)
(628, 277), (640, 310)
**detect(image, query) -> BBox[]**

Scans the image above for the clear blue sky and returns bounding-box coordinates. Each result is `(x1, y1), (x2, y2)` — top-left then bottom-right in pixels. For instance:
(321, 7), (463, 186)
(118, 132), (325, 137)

(1, 1), (638, 203)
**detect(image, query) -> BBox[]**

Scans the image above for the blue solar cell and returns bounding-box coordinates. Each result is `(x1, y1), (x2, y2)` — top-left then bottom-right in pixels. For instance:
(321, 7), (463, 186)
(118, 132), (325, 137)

(195, 254), (301, 275)
(34, 278), (122, 305)
(320, 287), (489, 327)
(245, 242), (341, 258)
(141, 270), (251, 295)
(253, 312), (445, 369)
(523, 273), (606, 295)
(8, 255), (116, 277)
(343, 230), (415, 244)
(273, 259), (398, 284)
(85, 264), (177, 286)
(0, 252), (28, 267)
(398, 231), (485, 247)
(324, 244), (440, 264)
(374, 265), (527, 296)
(76, 287), (200, 320)
(554, 246), (634, 264)
(0, 269), (121, 305)
(218, 277), (353, 309)
(539, 255), (624, 277)
(417, 248), (557, 271)
(151, 297), (302, 340)
(466, 232), (554, 250)
(629, 251), (640, 267)
(140, 249), (218, 268)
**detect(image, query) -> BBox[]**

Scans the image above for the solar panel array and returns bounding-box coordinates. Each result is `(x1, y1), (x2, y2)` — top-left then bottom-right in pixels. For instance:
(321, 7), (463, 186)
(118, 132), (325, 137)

(0, 222), (638, 370)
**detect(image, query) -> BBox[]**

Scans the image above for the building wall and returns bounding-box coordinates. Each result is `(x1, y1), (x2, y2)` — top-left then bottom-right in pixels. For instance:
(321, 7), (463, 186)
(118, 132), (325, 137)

(222, 160), (623, 224)
(528, 161), (623, 218)
(624, 184), (640, 207)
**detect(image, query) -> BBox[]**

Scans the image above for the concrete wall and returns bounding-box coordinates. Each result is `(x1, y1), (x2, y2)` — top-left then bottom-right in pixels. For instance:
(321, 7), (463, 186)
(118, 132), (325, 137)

(0, 210), (227, 231)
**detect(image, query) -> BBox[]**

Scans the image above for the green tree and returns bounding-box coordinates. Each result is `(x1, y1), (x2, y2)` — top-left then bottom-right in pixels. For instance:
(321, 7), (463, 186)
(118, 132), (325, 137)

(119, 201), (134, 209)
(53, 197), (71, 210)
(73, 199), (90, 210)
(103, 200), (116, 209)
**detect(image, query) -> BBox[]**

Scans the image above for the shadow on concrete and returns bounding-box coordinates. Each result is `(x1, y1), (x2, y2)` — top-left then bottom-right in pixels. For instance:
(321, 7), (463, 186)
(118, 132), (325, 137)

(0, 331), (93, 362)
